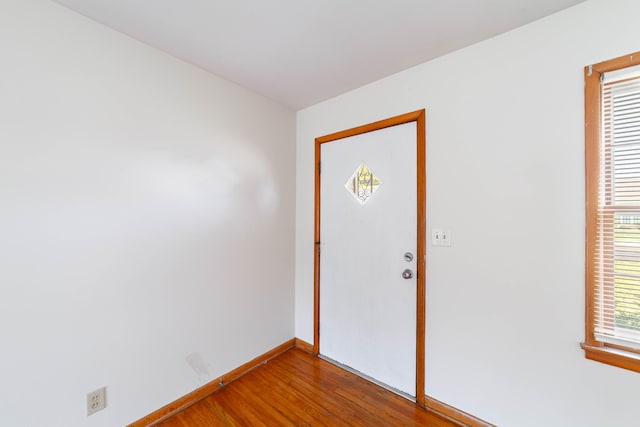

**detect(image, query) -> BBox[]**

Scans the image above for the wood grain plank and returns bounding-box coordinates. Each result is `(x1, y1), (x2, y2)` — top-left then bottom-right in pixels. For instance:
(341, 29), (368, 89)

(158, 348), (459, 427)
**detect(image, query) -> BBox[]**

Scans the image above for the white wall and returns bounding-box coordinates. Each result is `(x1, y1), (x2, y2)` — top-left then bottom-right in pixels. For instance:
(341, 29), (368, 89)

(295, 0), (640, 425)
(0, 1), (295, 426)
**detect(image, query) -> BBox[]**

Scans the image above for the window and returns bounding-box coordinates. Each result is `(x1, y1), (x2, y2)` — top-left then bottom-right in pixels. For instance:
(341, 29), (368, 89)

(345, 163), (382, 205)
(583, 51), (640, 372)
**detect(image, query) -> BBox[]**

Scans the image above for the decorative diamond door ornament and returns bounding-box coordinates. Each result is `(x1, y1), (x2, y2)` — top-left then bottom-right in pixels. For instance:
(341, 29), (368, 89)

(345, 164), (381, 205)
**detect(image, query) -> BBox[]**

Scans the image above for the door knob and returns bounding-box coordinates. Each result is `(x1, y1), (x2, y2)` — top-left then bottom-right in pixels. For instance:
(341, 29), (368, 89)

(402, 269), (413, 279)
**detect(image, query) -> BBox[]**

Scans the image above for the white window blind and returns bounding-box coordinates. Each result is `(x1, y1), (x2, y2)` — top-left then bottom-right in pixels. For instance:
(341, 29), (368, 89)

(594, 74), (640, 349)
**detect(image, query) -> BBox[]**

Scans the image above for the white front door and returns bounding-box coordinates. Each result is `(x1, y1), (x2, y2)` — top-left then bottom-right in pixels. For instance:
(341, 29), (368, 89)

(318, 119), (419, 397)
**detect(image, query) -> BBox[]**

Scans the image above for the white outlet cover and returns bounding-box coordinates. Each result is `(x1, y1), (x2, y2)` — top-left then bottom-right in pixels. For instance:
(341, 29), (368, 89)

(87, 386), (107, 416)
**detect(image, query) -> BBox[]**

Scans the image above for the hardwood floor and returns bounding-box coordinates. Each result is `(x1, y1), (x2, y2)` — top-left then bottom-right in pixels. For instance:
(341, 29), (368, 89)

(158, 348), (458, 426)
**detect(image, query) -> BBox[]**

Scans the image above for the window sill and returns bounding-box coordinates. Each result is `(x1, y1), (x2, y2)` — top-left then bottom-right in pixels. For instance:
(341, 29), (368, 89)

(581, 342), (640, 373)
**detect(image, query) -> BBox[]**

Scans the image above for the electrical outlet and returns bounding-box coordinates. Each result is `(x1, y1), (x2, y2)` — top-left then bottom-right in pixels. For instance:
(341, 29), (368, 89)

(87, 386), (106, 416)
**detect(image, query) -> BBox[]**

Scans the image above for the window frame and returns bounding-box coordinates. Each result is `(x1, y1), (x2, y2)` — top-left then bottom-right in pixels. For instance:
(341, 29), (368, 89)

(583, 51), (640, 372)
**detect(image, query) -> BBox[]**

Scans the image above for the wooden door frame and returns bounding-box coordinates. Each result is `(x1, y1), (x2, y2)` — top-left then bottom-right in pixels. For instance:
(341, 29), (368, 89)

(313, 109), (426, 406)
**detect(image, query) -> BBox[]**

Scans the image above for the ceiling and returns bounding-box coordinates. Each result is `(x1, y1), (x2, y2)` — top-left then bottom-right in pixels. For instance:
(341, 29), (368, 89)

(53, 0), (585, 110)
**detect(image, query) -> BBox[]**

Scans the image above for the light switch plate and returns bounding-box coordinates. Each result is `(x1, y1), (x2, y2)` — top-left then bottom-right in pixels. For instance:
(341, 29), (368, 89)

(431, 229), (451, 246)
